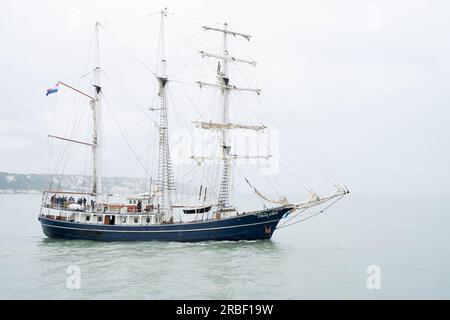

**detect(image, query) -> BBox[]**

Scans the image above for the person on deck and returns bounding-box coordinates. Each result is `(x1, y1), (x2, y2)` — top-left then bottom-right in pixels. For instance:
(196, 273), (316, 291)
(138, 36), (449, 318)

(62, 196), (68, 209)
(137, 200), (142, 213)
(50, 194), (56, 207)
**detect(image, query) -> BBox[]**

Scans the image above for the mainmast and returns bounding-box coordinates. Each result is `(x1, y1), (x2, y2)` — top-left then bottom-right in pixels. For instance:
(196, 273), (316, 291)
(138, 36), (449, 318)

(156, 9), (175, 220)
(91, 22), (103, 206)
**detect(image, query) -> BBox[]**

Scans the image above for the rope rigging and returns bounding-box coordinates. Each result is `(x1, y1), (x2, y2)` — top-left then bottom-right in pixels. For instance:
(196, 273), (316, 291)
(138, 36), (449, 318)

(230, 42), (342, 187)
(235, 38), (344, 186)
(43, 11), (348, 231)
(102, 94), (152, 179)
(276, 194), (345, 230)
(99, 23), (158, 78)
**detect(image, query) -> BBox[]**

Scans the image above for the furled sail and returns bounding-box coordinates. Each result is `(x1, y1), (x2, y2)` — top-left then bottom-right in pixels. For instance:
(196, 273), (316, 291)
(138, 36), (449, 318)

(244, 178), (290, 205)
(193, 121), (266, 131)
(294, 185), (349, 210)
(254, 188), (290, 205)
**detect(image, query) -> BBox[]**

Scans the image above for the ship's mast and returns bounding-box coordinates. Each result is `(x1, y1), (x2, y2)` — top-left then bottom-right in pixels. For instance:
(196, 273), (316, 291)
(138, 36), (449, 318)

(156, 9), (175, 220)
(92, 22), (103, 206)
(217, 23), (232, 209)
(196, 23), (265, 213)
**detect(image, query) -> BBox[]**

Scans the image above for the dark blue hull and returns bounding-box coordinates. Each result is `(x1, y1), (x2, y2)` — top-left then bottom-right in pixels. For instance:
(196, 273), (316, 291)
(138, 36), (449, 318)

(39, 207), (293, 242)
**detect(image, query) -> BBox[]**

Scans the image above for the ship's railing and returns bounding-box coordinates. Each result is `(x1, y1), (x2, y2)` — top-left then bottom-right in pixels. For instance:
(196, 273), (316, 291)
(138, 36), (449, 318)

(42, 190), (95, 211)
(40, 206), (167, 226)
(40, 206), (77, 222)
(41, 191), (165, 215)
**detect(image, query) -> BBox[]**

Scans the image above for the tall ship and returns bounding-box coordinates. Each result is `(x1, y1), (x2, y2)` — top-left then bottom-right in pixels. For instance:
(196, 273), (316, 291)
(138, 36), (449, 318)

(38, 9), (348, 241)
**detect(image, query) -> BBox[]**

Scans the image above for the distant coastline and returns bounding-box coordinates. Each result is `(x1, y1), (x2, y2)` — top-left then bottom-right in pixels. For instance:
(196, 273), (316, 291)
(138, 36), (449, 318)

(0, 172), (149, 195)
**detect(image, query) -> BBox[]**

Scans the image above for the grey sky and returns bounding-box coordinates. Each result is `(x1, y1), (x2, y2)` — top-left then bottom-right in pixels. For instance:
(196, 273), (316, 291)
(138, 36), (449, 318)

(1, 0), (449, 196)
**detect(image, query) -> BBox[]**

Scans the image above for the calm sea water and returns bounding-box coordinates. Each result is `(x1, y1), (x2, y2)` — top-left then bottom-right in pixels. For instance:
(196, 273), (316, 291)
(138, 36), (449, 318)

(0, 194), (448, 299)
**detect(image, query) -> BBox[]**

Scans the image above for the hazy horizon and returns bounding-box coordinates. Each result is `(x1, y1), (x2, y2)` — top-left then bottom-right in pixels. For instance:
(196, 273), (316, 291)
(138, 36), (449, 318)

(1, 0), (449, 197)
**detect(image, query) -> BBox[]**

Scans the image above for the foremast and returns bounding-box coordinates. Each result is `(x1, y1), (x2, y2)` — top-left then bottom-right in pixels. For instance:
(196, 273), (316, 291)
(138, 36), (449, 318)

(156, 9), (175, 221)
(217, 23), (232, 209)
(197, 23), (266, 214)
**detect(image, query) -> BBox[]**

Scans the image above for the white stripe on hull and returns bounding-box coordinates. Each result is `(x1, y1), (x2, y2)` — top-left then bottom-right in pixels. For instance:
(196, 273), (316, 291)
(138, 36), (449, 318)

(40, 218), (281, 233)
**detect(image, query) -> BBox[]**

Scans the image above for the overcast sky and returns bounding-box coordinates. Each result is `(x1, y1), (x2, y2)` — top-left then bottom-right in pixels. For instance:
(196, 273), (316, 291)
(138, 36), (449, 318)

(1, 0), (449, 197)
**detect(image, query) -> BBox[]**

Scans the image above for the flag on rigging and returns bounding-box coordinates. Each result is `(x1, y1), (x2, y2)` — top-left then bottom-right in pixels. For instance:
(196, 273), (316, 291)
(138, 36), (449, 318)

(46, 83), (59, 96)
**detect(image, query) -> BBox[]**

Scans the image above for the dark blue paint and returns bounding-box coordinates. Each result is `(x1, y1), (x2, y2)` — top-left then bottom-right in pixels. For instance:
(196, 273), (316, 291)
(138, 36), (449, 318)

(39, 206), (293, 242)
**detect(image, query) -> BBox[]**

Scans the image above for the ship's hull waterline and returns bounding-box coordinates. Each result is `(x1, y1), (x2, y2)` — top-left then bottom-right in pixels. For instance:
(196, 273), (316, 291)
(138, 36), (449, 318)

(39, 207), (293, 242)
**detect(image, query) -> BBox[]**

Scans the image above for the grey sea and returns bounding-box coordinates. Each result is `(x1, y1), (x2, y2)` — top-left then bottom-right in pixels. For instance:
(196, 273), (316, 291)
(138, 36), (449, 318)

(0, 194), (449, 299)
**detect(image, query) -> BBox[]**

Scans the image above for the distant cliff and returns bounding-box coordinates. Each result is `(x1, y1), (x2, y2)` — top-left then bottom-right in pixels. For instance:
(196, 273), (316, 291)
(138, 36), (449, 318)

(0, 172), (149, 195)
